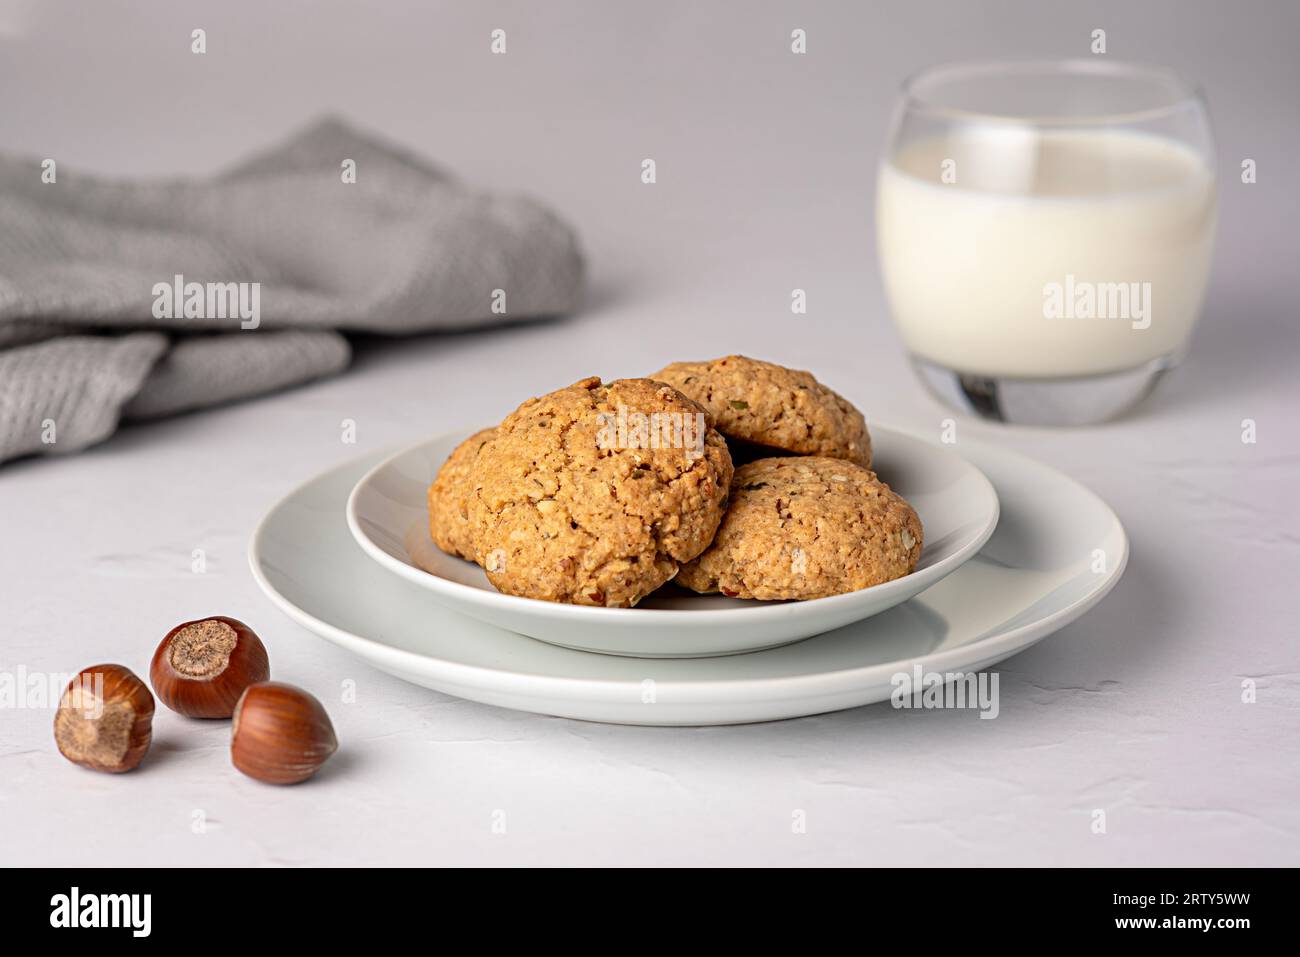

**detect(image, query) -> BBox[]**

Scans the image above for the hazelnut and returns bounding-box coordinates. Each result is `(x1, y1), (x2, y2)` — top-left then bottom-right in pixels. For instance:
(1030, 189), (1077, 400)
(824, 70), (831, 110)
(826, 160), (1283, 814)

(54, 665), (154, 773)
(150, 616), (270, 718)
(231, 682), (337, 785)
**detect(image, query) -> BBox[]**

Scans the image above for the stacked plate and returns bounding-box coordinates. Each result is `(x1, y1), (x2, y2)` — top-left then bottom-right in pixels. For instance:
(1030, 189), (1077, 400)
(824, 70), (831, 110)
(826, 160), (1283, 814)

(249, 426), (1127, 725)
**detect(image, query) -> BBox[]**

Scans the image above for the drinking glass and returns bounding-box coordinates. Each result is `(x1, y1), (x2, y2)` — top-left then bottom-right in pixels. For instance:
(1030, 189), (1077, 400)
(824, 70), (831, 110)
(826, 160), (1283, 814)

(877, 60), (1217, 424)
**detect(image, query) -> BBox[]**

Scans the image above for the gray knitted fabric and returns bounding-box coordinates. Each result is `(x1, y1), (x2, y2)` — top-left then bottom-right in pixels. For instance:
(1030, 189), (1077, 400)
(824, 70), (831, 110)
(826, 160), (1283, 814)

(0, 117), (584, 464)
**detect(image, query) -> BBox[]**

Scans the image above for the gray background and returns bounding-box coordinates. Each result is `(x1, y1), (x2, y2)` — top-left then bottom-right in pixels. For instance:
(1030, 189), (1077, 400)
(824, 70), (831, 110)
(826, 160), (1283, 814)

(1, 0), (1297, 865)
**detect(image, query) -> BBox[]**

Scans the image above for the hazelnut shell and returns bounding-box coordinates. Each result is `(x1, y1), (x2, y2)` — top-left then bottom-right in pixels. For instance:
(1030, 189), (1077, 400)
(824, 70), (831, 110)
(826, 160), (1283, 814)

(151, 616), (270, 718)
(54, 664), (154, 773)
(231, 682), (337, 785)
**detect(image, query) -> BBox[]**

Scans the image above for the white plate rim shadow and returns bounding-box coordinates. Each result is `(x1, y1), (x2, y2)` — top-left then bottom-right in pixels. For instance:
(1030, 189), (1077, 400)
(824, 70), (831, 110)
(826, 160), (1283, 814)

(249, 439), (1128, 726)
(344, 426), (1001, 657)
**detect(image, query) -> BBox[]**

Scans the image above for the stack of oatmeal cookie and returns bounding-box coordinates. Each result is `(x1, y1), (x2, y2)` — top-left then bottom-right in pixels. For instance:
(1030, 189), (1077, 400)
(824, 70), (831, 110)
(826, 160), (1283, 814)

(428, 356), (922, 607)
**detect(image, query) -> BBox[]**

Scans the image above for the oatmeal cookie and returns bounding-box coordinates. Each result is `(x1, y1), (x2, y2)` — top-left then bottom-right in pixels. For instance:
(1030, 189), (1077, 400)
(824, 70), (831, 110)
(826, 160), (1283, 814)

(465, 376), (733, 607)
(650, 355), (871, 466)
(676, 456), (921, 600)
(428, 427), (498, 560)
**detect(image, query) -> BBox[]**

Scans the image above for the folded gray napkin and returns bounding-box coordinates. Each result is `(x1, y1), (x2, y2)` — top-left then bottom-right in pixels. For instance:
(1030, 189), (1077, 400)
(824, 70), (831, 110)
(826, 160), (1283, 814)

(0, 117), (584, 464)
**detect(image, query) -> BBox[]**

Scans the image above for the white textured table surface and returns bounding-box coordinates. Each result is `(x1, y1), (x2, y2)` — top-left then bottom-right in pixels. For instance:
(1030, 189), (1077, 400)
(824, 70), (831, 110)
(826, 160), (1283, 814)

(2, 1), (1298, 866)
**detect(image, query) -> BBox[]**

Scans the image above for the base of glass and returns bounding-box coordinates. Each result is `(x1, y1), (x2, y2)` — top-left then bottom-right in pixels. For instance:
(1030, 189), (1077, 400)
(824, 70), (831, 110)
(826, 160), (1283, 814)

(911, 353), (1180, 426)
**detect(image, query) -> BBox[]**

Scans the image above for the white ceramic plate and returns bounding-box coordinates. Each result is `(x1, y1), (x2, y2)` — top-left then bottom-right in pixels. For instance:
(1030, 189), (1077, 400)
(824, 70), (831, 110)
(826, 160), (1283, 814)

(345, 427), (1000, 657)
(250, 439), (1127, 726)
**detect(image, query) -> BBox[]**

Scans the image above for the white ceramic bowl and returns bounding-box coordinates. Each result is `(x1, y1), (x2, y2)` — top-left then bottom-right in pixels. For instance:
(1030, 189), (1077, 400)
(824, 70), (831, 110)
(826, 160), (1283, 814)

(345, 426), (999, 657)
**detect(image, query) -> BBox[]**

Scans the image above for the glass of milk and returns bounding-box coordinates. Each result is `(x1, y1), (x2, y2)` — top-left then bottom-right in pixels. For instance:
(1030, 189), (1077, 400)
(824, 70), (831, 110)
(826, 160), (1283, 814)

(877, 60), (1217, 424)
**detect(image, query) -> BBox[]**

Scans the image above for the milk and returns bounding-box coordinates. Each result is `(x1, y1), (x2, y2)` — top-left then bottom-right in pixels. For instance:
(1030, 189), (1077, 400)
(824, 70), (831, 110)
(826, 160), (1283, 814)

(877, 129), (1217, 378)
